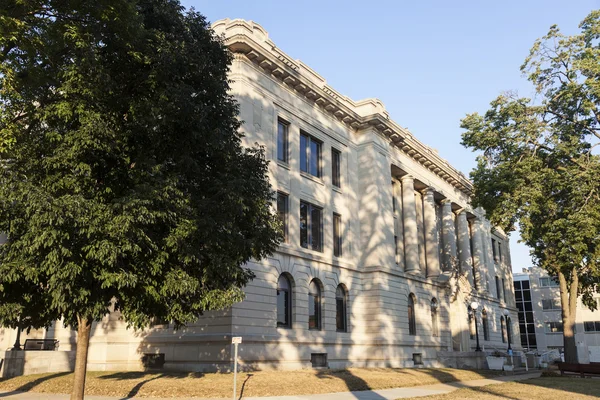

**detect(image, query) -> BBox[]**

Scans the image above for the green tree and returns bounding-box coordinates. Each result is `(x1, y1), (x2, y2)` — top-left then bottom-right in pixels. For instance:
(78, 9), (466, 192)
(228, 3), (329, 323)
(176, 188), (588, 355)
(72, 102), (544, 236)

(461, 11), (600, 363)
(0, 1), (281, 398)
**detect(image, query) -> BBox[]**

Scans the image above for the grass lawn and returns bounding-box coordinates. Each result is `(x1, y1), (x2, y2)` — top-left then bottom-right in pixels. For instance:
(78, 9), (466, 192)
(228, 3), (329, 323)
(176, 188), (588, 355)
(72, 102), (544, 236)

(409, 376), (600, 399)
(0, 367), (501, 398)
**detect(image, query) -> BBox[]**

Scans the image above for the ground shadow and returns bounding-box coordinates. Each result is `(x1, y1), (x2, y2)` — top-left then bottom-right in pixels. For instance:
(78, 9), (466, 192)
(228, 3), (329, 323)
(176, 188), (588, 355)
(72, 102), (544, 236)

(519, 376), (600, 398)
(0, 371), (72, 398)
(14, 371), (71, 392)
(316, 369), (387, 400)
(238, 373), (253, 400)
(99, 371), (203, 380)
(117, 373), (165, 400)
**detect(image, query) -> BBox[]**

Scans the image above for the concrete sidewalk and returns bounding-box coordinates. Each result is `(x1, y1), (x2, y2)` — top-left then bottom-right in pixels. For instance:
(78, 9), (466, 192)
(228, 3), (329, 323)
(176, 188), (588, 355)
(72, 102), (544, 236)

(0, 372), (541, 400)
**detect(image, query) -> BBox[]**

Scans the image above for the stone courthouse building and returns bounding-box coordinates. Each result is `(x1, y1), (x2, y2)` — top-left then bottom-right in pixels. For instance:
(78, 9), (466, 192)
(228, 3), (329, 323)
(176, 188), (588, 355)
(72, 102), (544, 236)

(0, 19), (520, 372)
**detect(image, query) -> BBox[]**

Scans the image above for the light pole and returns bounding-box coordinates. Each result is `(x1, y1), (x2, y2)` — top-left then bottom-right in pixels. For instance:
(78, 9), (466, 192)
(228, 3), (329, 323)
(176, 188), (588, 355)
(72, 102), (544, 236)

(470, 301), (482, 352)
(504, 309), (512, 352)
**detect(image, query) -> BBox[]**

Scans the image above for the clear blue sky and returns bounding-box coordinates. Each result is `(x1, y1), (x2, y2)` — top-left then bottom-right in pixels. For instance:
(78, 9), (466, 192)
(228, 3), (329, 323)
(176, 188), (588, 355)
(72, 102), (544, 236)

(183, 0), (598, 273)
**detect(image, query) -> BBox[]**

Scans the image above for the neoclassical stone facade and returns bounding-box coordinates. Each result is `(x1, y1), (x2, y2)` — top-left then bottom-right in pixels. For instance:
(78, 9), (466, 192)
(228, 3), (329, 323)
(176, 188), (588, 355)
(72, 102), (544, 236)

(0, 19), (520, 372)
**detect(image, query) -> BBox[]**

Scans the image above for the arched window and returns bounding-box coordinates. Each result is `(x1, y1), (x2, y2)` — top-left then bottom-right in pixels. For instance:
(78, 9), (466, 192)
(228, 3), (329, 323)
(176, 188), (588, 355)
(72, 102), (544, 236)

(408, 293), (417, 336)
(482, 308), (489, 341)
(277, 274), (292, 328)
(336, 285), (348, 332)
(308, 279), (322, 330)
(500, 316), (506, 343)
(431, 298), (439, 337)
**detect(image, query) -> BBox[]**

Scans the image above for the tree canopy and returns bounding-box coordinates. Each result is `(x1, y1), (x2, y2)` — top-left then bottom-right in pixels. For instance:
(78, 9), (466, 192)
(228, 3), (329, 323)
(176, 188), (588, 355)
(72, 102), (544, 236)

(461, 10), (600, 362)
(0, 0), (281, 397)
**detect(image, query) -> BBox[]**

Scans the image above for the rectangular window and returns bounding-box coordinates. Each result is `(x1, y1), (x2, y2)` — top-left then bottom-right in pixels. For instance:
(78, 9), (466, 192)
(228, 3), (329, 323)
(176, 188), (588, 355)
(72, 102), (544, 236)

(498, 243), (502, 262)
(277, 119), (289, 163)
(542, 299), (561, 311)
(495, 276), (502, 300)
(300, 201), (323, 252)
(515, 290), (522, 301)
(392, 181), (397, 213)
(336, 296), (347, 332)
(502, 278), (507, 302)
(492, 238), (497, 261)
(545, 321), (564, 333)
(539, 277), (559, 288)
(332, 148), (341, 187)
(333, 213), (342, 257)
(300, 132), (321, 178)
(277, 289), (290, 327)
(583, 321), (598, 332)
(277, 192), (288, 243)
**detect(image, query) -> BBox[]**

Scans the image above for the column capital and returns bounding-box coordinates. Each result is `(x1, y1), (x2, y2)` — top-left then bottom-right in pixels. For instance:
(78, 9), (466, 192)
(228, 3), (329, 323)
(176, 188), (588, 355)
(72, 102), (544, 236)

(400, 174), (414, 183)
(441, 198), (453, 207)
(421, 187), (436, 197)
(455, 207), (469, 216)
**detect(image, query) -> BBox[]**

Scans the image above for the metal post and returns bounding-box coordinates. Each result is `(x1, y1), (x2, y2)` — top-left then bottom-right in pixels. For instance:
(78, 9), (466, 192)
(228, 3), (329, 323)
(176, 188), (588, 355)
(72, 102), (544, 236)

(12, 325), (22, 351)
(474, 312), (482, 352)
(232, 342), (238, 400)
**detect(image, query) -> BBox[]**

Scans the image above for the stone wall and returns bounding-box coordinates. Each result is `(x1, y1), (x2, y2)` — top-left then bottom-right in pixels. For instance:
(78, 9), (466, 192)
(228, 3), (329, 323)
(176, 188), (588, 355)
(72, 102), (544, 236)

(1, 351), (76, 378)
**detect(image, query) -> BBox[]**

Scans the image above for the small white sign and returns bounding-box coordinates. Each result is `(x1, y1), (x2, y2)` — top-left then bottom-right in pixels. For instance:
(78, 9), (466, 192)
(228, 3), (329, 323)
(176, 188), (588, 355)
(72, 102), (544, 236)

(232, 336), (242, 344)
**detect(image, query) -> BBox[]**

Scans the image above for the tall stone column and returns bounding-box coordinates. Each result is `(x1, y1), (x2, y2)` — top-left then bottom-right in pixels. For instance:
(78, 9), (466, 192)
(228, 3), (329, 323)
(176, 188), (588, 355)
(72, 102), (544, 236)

(441, 199), (457, 271)
(402, 175), (420, 274)
(456, 210), (474, 285)
(483, 220), (497, 295)
(471, 217), (485, 291)
(393, 180), (405, 271)
(422, 188), (440, 278)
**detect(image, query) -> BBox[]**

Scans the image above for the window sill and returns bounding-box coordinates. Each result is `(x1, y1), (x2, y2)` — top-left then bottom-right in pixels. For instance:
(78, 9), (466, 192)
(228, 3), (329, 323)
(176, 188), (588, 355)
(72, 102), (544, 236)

(332, 185), (343, 194)
(300, 171), (324, 185)
(277, 160), (291, 170)
(300, 245), (324, 254)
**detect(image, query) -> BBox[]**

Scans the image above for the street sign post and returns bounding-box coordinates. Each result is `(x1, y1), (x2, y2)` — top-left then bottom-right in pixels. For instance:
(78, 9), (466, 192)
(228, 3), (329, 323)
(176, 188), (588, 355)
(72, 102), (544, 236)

(232, 337), (242, 400)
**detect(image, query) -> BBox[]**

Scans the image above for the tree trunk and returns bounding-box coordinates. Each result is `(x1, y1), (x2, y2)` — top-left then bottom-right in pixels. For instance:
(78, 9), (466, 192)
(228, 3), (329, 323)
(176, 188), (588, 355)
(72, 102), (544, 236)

(71, 316), (92, 400)
(558, 269), (578, 363)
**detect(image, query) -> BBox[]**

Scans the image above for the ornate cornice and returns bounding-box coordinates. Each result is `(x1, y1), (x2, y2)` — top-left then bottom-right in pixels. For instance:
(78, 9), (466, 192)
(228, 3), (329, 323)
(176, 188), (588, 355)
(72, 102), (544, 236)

(213, 18), (473, 195)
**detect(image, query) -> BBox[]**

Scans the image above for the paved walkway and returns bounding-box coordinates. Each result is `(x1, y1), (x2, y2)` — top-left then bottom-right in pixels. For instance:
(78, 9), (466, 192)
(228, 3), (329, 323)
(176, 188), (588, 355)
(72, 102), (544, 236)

(0, 372), (541, 400)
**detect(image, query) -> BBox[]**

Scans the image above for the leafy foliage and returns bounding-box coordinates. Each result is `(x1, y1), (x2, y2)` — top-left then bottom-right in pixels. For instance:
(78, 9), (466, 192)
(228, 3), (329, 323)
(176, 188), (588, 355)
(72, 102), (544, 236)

(461, 10), (600, 361)
(0, 0), (281, 332)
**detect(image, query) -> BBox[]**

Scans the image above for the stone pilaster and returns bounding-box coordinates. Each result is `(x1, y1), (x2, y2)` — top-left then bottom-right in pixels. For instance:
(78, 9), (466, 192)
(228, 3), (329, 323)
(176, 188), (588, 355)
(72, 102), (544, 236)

(401, 175), (420, 274)
(456, 209), (474, 285)
(357, 144), (395, 269)
(422, 188), (441, 278)
(441, 199), (457, 272)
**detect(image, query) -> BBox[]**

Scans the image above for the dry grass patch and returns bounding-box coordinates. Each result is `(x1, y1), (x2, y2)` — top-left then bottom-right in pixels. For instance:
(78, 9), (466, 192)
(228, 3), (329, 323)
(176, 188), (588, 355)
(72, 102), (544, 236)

(0, 368), (500, 398)
(409, 376), (600, 400)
